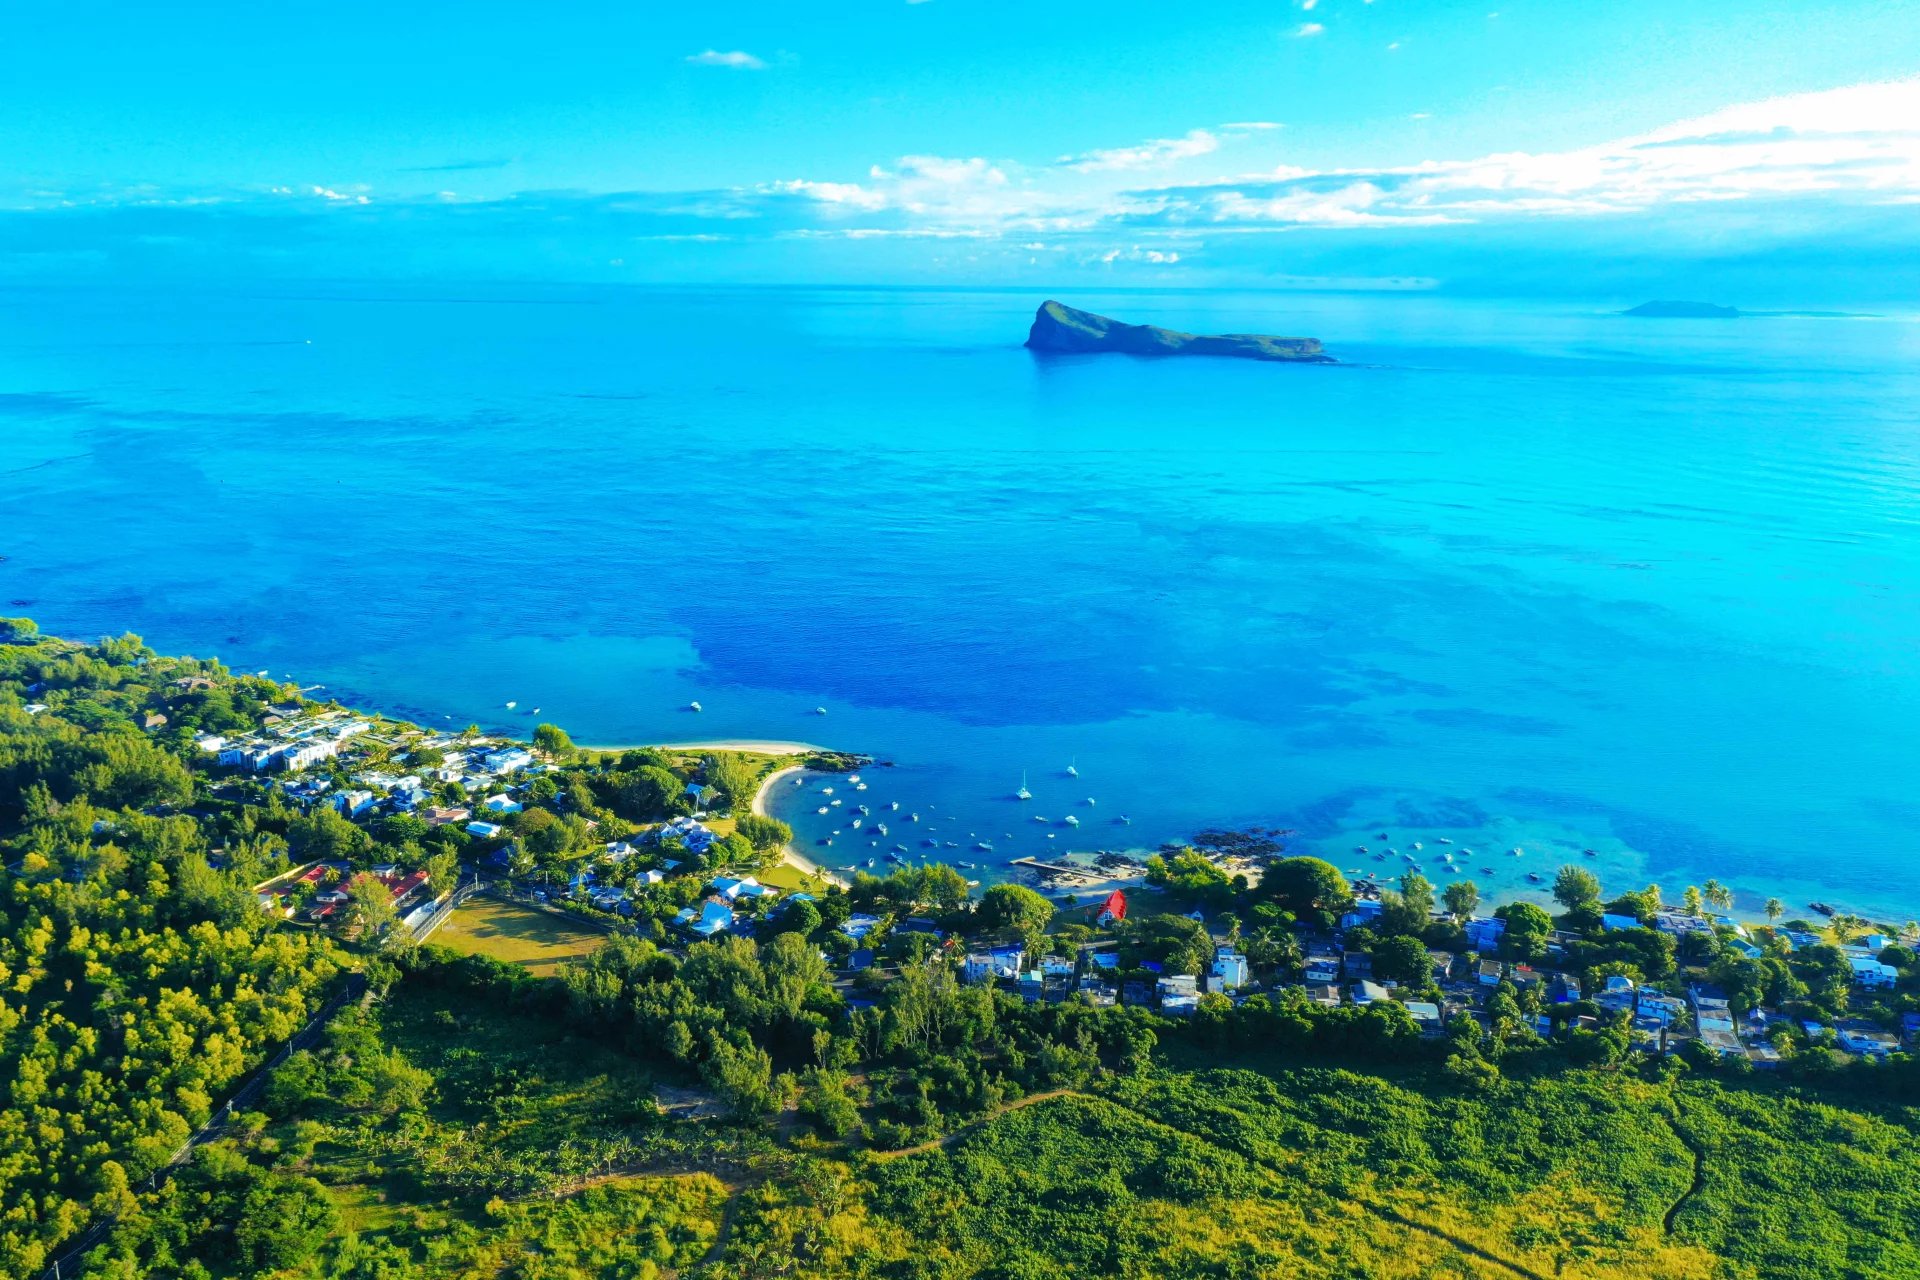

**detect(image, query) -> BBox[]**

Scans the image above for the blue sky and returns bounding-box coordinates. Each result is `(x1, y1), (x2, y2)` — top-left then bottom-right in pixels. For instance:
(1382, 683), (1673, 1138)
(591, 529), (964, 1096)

(7, 0), (1920, 296)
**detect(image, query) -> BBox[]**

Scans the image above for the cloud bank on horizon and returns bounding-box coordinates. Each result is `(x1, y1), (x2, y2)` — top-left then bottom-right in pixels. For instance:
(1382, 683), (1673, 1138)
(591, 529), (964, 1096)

(6, 77), (1919, 301)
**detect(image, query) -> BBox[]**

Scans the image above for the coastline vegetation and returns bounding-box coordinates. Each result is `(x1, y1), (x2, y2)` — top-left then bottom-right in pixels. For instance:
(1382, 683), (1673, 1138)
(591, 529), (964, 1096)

(4, 618), (1919, 1279)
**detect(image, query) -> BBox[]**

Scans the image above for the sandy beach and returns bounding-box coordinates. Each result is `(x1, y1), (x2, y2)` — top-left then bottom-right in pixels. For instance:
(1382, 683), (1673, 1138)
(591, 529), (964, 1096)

(752, 763), (850, 889)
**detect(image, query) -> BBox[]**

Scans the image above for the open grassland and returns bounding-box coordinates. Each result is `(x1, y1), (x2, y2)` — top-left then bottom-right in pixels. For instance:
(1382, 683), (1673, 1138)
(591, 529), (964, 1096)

(433, 895), (606, 973)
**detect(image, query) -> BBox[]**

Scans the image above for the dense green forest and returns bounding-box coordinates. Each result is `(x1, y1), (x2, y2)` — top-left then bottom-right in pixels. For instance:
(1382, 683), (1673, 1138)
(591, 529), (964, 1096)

(5, 619), (1920, 1280)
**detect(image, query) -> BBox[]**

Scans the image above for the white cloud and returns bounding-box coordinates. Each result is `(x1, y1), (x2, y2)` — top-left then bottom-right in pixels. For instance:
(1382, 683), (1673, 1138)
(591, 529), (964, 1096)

(685, 49), (766, 69)
(1059, 129), (1220, 172)
(1295, 22), (1325, 37)
(764, 178), (889, 209)
(1140, 77), (1920, 229)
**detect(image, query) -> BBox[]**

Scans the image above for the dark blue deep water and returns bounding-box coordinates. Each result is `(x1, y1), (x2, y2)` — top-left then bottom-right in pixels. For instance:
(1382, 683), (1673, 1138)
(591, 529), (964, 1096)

(4, 282), (1919, 917)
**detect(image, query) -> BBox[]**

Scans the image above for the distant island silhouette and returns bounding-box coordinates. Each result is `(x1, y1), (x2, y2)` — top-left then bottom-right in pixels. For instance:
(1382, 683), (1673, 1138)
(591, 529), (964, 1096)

(1622, 300), (1741, 318)
(1025, 300), (1335, 363)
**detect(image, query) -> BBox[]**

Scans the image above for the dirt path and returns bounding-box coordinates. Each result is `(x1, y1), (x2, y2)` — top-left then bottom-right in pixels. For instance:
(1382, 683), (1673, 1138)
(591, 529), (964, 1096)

(1660, 1107), (1708, 1236)
(1087, 1091), (1555, 1280)
(872, 1089), (1078, 1160)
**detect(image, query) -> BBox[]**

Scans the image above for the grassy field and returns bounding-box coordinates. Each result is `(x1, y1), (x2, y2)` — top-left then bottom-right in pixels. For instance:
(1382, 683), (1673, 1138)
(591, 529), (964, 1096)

(433, 896), (607, 974)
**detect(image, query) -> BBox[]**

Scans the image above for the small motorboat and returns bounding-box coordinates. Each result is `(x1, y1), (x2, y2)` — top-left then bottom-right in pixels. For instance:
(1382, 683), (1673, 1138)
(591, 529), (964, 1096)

(1436, 837), (1453, 845)
(890, 801), (901, 811)
(688, 700), (701, 712)
(910, 812), (920, 822)
(1411, 842), (1423, 851)
(816, 806), (829, 815)
(1086, 797), (1097, 806)
(815, 706), (828, 715)
(1066, 759), (1079, 778)
(506, 700), (517, 709)
(1064, 815), (1080, 826)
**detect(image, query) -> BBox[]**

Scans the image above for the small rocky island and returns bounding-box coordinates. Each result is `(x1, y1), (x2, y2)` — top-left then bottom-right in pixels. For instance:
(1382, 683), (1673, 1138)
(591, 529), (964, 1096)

(1622, 300), (1740, 318)
(1025, 300), (1335, 363)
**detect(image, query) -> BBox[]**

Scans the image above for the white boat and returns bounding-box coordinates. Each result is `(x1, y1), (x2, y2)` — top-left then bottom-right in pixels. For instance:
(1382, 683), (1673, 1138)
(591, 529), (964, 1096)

(1085, 797), (1096, 806)
(856, 783), (868, 791)
(1436, 837), (1453, 845)
(688, 700), (702, 712)
(815, 706), (828, 715)
(1064, 815), (1080, 826)
(830, 799), (842, 807)
(506, 700), (517, 709)
(822, 786), (834, 794)
(848, 774), (862, 784)
(1411, 842), (1423, 850)
(1032, 814), (1049, 824)
(890, 801), (900, 811)
(1066, 758), (1079, 778)
(910, 812), (920, 822)
(1511, 847), (1524, 856)
(816, 806), (828, 815)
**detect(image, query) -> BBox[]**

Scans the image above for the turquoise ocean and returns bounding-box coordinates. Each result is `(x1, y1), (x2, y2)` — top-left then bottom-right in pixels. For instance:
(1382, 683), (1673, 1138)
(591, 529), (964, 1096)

(4, 283), (1919, 919)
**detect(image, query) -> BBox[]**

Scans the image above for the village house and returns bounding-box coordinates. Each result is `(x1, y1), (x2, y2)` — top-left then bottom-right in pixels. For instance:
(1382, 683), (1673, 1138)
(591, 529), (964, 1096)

(1211, 949), (1249, 992)
(1403, 1000), (1444, 1033)
(674, 898), (735, 938)
(1304, 948), (1342, 984)
(1465, 917), (1507, 953)
(711, 875), (777, 902)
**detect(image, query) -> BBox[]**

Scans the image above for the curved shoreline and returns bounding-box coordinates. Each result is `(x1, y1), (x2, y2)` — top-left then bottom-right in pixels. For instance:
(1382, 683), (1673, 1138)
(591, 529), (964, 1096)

(752, 763), (850, 889)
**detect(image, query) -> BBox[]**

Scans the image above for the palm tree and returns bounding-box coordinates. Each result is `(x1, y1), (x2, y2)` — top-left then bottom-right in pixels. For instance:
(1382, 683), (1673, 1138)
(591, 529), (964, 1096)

(1765, 898), (1784, 925)
(1703, 879), (1732, 912)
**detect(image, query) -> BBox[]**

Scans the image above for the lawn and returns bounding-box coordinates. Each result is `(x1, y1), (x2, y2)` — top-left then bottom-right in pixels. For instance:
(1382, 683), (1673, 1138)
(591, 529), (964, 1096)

(432, 895), (607, 974)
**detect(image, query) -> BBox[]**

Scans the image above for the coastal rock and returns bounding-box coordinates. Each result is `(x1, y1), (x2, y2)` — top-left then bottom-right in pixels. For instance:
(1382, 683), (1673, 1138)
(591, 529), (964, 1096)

(1622, 300), (1740, 318)
(1024, 300), (1335, 363)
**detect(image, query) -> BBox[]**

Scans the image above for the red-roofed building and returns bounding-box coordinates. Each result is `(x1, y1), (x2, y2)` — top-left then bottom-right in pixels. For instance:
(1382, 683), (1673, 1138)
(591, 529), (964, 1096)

(1098, 890), (1127, 925)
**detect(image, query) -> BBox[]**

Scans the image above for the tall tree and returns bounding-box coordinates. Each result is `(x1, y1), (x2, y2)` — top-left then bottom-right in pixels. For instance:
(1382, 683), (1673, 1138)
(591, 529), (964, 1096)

(1552, 865), (1601, 912)
(1442, 880), (1480, 921)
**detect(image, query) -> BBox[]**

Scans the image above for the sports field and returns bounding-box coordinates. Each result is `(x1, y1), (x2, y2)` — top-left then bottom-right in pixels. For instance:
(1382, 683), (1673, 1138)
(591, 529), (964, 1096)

(432, 896), (607, 974)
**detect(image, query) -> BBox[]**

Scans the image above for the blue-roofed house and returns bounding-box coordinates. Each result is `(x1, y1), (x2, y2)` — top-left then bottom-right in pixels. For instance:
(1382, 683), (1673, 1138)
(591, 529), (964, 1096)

(1465, 917), (1507, 952)
(675, 899), (735, 938)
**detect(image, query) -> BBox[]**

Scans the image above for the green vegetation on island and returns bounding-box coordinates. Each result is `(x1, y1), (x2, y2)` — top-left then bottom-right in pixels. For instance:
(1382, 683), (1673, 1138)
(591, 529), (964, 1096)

(1024, 300), (1336, 363)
